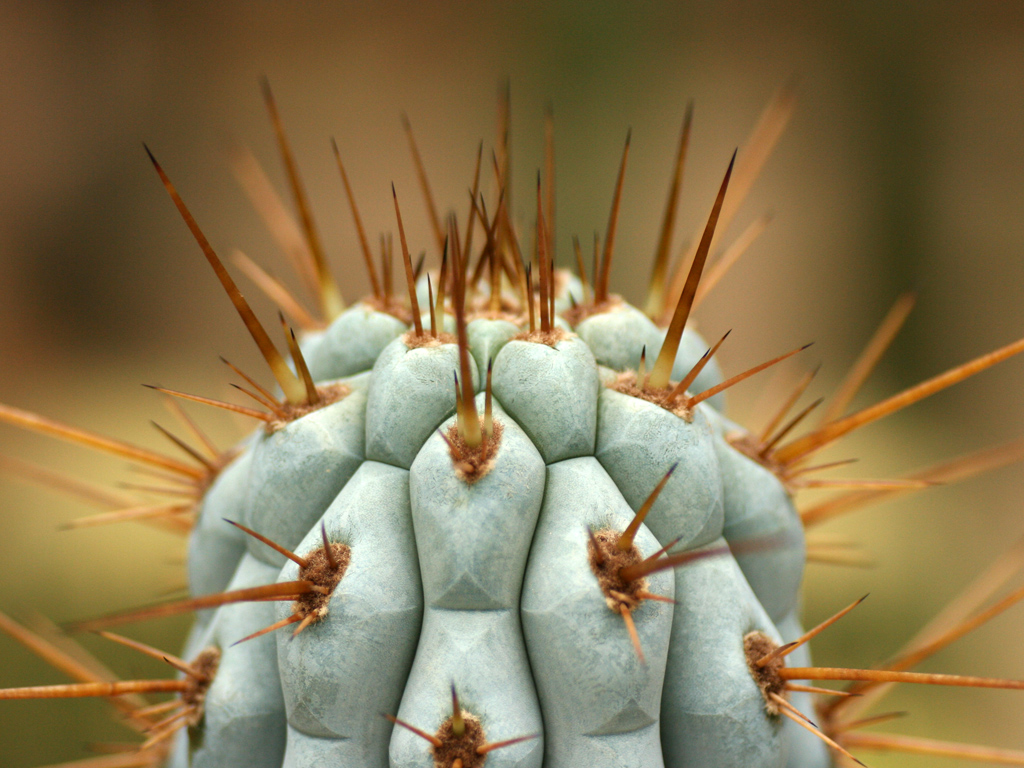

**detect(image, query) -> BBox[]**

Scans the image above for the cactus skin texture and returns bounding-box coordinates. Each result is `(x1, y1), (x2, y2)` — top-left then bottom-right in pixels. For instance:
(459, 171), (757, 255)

(5, 84), (1024, 768)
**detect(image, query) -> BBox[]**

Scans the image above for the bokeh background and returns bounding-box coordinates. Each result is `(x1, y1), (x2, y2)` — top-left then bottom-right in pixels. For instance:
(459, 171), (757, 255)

(2, 2), (1024, 766)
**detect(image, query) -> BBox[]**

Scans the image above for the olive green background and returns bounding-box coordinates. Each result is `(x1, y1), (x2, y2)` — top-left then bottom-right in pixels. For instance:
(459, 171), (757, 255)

(2, 2), (1024, 766)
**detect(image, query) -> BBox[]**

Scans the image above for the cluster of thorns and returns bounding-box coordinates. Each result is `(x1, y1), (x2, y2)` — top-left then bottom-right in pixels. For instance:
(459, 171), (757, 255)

(3, 80), (1024, 766)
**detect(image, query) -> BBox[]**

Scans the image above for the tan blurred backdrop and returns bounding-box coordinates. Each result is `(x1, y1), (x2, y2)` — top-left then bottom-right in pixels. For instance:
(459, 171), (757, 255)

(2, 2), (1024, 766)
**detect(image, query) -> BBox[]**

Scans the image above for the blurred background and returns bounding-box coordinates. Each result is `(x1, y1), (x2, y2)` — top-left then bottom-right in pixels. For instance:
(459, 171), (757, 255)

(2, 2), (1024, 765)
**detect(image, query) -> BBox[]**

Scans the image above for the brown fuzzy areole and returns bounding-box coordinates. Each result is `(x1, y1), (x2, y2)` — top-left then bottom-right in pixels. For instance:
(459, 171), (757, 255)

(587, 527), (648, 613)
(445, 421), (504, 484)
(293, 542), (351, 621)
(609, 371), (694, 422)
(182, 646), (221, 726)
(744, 631), (787, 715)
(266, 382), (351, 433)
(512, 327), (570, 347)
(432, 712), (487, 768)
(404, 331), (457, 349)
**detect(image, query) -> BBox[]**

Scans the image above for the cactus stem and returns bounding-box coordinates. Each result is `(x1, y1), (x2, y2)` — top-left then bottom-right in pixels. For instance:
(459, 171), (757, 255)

(819, 292), (917, 427)
(649, 150), (735, 388)
(594, 129), (630, 305)
(383, 713), (444, 748)
(401, 112), (446, 259)
(231, 249), (320, 331)
(331, 138), (381, 300)
(260, 78), (343, 321)
(392, 183), (424, 336)
(223, 519), (310, 568)
(774, 333), (1024, 466)
(645, 104), (693, 318)
(691, 211), (773, 312)
(617, 463), (677, 552)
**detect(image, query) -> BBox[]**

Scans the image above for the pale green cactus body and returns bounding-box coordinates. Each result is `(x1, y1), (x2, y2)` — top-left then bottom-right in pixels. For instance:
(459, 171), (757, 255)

(303, 304), (409, 382)
(659, 539), (785, 768)
(490, 336), (599, 463)
(276, 461), (421, 767)
(190, 554), (288, 768)
(521, 457), (674, 768)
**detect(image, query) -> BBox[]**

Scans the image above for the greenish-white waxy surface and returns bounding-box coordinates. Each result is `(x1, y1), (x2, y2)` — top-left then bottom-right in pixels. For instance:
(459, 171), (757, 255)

(244, 385), (367, 564)
(303, 304), (408, 381)
(275, 461), (422, 767)
(492, 335), (599, 463)
(574, 302), (664, 374)
(188, 446), (252, 615)
(522, 457), (674, 768)
(365, 336), (479, 469)
(660, 538), (786, 768)
(409, 395), (545, 610)
(712, 426), (805, 623)
(189, 554), (287, 768)
(596, 388), (723, 549)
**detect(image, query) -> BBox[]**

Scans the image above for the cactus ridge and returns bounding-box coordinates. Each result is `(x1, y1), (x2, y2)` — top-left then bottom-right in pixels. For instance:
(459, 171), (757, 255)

(4, 84), (1024, 768)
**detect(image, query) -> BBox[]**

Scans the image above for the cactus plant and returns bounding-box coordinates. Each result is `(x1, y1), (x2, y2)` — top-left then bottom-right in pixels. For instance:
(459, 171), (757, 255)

(3, 82), (1024, 768)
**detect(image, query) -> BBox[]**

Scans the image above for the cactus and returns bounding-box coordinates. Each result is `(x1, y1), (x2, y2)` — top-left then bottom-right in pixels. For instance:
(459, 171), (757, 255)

(3, 82), (1024, 768)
